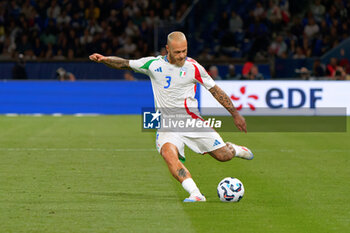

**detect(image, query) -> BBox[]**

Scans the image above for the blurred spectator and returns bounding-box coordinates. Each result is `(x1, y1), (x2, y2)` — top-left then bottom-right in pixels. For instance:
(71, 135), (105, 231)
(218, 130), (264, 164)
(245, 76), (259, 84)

(268, 35), (287, 58)
(304, 17), (319, 38)
(53, 49), (65, 60)
(40, 29), (57, 46)
(326, 57), (338, 77)
(293, 47), (306, 59)
(145, 10), (159, 29)
(47, 0), (61, 19)
(229, 11), (243, 33)
(67, 49), (75, 60)
(71, 11), (85, 30)
(279, 0), (290, 24)
(57, 10), (71, 26)
(56, 67), (75, 81)
(334, 67), (346, 80)
(0, 36), (13, 59)
(312, 59), (325, 77)
(295, 67), (311, 80)
(311, 0), (326, 23)
(85, 1), (100, 20)
(160, 8), (173, 27)
(87, 19), (102, 35)
(242, 59), (255, 77)
(12, 54), (27, 80)
(45, 43), (54, 59)
(325, 57), (347, 80)
(118, 37), (136, 58)
(209, 66), (222, 80)
(21, 0), (35, 20)
(225, 65), (241, 80)
(241, 65), (263, 80)
(124, 71), (136, 81)
(253, 2), (265, 19)
(125, 20), (139, 38)
(266, 0), (282, 32)
(80, 29), (93, 46)
(339, 49), (350, 74)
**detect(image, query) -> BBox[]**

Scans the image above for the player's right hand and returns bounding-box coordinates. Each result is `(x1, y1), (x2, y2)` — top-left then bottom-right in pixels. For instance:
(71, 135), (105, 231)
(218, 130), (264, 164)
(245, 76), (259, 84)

(89, 53), (106, 63)
(233, 113), (247, 133)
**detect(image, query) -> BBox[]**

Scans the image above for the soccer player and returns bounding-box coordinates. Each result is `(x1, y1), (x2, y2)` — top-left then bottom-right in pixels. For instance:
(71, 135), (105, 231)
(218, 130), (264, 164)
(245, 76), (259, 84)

(89, 31), (254, 202)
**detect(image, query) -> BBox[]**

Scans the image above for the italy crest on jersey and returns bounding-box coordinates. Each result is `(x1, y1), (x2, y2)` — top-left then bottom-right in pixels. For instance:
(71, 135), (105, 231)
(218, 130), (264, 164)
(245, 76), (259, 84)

(180, 67), (187, 77)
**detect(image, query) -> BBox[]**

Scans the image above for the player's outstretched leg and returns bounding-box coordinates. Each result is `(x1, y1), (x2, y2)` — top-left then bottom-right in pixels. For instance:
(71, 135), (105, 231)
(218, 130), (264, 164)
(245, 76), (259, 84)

(161, 143), (206, 202)
(209, 143), (254, 161)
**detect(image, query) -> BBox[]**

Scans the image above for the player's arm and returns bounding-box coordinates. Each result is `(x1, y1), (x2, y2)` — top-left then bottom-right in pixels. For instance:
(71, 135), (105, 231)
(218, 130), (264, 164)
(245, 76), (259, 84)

(209, 85), (247, 133)
(89, 53), (132, 70)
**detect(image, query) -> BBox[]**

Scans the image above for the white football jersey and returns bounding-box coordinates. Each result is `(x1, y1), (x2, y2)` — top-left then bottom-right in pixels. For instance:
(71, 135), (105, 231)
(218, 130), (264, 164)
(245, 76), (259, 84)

(129, 56), (215, 115)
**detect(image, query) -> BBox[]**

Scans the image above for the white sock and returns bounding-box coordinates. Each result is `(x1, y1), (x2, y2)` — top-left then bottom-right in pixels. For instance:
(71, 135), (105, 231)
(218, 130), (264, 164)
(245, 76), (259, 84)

(182, 178), (201, 196)
(231, 143), (242, 156)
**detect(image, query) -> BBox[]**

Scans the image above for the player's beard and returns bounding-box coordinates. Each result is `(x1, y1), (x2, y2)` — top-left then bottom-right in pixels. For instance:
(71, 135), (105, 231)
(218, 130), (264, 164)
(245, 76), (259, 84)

(176, 58), (186, 67)
(169, 53), (186, 67)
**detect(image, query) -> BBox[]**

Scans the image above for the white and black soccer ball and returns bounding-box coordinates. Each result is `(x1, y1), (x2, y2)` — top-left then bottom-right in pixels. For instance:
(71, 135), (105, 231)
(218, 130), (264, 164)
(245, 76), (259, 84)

(217, 177), (244, 202)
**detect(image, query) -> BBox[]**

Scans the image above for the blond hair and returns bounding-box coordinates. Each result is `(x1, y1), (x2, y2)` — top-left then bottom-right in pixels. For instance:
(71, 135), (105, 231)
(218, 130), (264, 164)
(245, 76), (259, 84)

(167, 31), (187, 45)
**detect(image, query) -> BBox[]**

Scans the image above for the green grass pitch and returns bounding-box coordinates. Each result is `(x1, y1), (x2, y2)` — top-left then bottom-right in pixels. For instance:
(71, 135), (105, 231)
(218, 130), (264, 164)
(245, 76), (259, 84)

(0, 115), (349, 233)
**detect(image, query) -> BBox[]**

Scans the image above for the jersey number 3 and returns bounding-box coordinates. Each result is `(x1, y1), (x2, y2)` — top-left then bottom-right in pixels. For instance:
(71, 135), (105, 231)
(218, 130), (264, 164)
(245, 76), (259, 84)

(164, 76), (171, 89)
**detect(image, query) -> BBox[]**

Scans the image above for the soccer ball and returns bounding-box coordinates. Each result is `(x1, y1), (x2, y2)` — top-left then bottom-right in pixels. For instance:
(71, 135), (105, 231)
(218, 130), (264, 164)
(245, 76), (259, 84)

(217, 177), (244, 202)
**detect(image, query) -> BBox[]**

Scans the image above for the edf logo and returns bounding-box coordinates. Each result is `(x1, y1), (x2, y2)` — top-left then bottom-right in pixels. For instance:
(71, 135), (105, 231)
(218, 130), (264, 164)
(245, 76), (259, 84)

(143, 109), (161, 129)
(266, 88), (323, 109)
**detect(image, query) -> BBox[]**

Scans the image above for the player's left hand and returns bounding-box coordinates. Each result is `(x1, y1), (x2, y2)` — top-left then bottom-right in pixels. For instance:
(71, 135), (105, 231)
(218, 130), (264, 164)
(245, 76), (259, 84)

(233, 113), (247, 133)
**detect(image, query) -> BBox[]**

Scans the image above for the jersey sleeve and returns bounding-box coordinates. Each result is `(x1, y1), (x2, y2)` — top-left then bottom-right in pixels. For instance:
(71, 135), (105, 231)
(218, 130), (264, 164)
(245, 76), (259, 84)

(192, 63), (216, 90)
(129, 56), (157, 75)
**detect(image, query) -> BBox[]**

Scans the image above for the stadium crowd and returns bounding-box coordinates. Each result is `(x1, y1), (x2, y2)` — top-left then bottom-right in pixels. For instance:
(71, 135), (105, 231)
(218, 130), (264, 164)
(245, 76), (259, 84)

(267, 0), (349, 59)
(199, 0), (350, 61)
(0, 0), (349, 80)
(0, 0), (191, 60)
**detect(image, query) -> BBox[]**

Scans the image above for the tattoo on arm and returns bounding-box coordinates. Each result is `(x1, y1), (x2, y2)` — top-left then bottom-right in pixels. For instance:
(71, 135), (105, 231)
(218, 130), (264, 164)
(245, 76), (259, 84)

(209, 85), (238, 116)
(102, 56), (131, 70)
(177, 168), (187, 178)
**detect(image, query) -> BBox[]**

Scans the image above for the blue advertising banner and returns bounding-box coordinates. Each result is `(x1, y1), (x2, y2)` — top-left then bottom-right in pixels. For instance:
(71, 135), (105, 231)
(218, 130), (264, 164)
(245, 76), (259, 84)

(0, 81), (154, 114)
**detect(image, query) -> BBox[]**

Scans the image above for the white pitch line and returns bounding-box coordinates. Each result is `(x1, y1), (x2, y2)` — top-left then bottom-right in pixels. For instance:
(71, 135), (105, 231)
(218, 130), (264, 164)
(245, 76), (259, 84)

(0, 148), (157, 152)
(4, 113), (19, 117)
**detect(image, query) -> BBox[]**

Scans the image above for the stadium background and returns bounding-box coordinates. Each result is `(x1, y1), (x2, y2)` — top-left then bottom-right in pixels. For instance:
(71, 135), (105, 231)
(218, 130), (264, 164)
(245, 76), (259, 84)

(1, 0), (350, 80)
(0, 1), (349, 233)
(1, 0), (350, 114)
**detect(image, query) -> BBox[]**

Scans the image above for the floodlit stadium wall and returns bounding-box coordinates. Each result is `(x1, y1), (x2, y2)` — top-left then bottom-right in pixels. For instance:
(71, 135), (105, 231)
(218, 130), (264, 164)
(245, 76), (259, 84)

(200, 81), (350, 116)
(0, 81), (349, 115)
